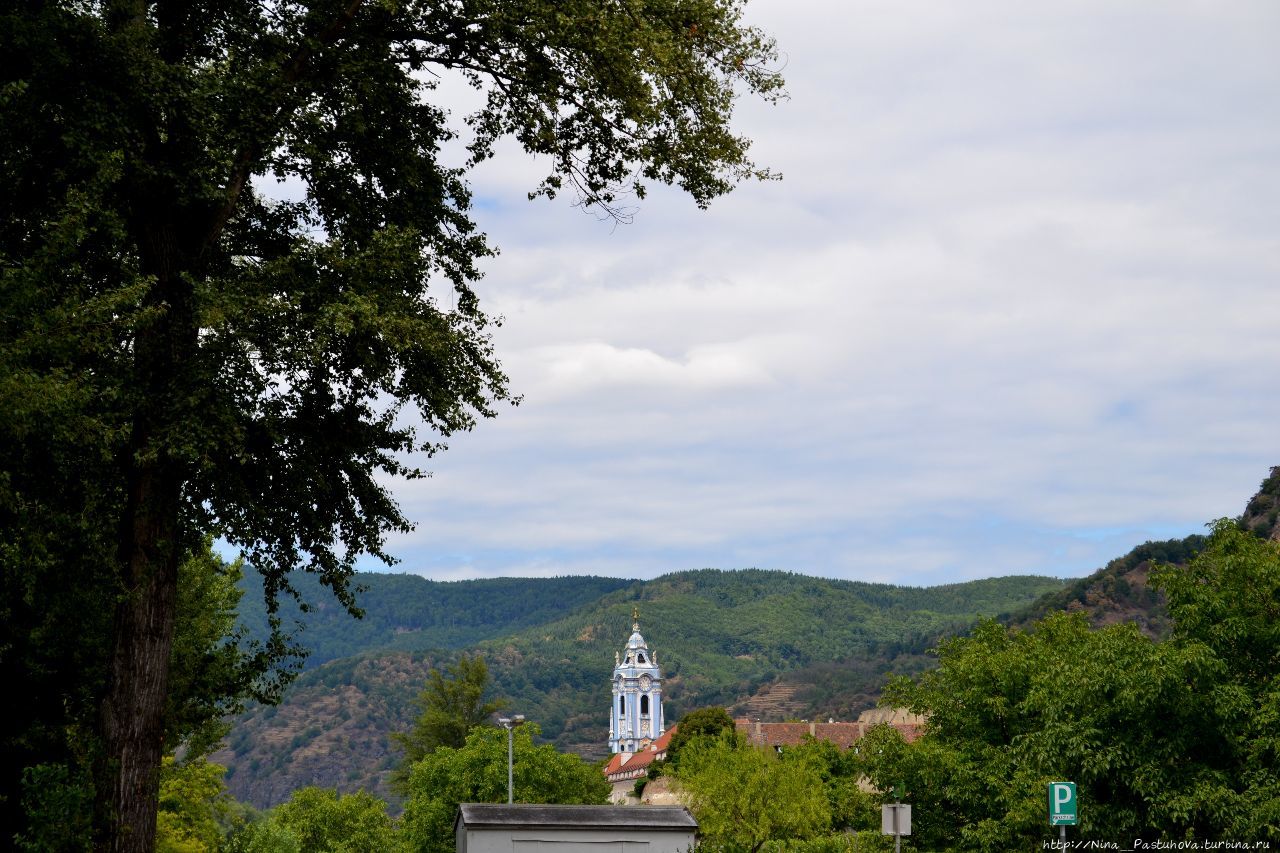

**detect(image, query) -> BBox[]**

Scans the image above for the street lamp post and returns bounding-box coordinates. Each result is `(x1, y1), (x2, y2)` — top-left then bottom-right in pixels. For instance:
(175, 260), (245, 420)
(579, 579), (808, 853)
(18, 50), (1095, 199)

(498, 715), (525, 804)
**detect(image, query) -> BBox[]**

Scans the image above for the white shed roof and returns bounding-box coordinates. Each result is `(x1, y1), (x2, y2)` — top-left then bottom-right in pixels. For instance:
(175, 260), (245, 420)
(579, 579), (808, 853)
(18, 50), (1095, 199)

(456, 804), (697, 832)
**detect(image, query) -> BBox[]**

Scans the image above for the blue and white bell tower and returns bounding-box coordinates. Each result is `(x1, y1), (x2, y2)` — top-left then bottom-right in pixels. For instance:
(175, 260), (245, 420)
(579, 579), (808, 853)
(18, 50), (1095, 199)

(609, 608), (665, 755)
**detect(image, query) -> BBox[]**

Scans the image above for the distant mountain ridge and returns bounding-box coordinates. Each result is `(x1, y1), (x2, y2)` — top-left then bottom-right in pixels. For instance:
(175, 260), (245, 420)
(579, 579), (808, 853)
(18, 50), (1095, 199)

(218, 569), (1064, 808)
(235, 573), (636, 668)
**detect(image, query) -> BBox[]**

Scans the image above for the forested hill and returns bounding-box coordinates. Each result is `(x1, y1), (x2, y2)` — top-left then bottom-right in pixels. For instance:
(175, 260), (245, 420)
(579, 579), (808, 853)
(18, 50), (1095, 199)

(235, 572), (635, 667)
(477, 569), (1066, 718)
(237, 567), (1063, 669)
(1242, 465), (1280, 541)
(477, 570), (1066, 756)
(217, 569), (1063, 808)
(1011, 535), (1204, 637)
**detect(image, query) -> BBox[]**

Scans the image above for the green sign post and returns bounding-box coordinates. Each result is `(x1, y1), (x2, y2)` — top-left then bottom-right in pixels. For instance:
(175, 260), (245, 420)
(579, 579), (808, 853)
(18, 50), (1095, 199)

(1048, 781), (1077, 844)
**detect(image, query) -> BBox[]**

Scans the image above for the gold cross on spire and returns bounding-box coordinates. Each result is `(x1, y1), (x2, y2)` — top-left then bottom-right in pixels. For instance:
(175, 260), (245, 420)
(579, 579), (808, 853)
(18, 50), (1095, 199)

(632, 606), (640, 629)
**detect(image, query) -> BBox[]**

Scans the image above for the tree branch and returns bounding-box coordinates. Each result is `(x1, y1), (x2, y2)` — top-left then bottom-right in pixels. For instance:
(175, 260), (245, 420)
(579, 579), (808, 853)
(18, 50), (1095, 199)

(203, 0), (367, 255)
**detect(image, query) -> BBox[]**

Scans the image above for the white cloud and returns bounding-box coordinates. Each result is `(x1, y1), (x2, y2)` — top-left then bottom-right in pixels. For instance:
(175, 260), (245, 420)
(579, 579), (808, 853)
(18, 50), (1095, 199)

(306, 0), (1280, 587)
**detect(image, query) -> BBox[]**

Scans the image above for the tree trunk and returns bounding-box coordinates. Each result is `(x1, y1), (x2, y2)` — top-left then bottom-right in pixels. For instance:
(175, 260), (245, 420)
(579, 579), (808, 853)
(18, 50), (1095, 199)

(96, 220), (194, 852)
(98, 489), (179, 853)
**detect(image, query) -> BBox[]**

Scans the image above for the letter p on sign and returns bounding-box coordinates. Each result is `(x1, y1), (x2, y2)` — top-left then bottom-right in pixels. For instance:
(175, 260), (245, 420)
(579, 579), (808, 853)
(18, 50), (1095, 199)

(1048, 782), (1077, 826)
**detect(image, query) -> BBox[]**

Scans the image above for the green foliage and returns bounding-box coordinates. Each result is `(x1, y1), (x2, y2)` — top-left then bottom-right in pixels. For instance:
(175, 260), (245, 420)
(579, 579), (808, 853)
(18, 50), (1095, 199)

(673, 706), (738, 742)
(401, 723), (608, 853)
(390, 654), (506, 792)
(1152, 519), (1280, 838)
(780, 738), (879, 834)
(857, 520), (1280, 850)
(675, 735), (832, 853)
(13, 762), (94, 852)
(224, 788), (401, 853)
(664, 706), (737, 769)
(869, 616), (1244, 847)
(224, 820), (302, 853)
(268, 788), (402, 853)
(155, 757), (231, 853)
(1154, 519), (1280, 677)
(726, 837), (893, 853)
(2, 540), (292, 844)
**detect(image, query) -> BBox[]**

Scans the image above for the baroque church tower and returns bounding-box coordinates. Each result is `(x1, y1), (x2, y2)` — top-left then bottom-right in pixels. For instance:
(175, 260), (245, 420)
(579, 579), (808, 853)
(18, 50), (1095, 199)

(609, 608), (665, 755)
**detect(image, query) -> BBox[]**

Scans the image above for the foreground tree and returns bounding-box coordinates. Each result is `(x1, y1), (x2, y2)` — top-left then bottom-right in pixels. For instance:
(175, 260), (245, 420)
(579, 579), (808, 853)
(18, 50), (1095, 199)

(165, 545), (302, 760)
(781, 737), (880, 836)
(153, 757), (229, 853)
(391, 654), (505, 792)
(1151, 519), (1280, 838)
(663, 706), (737, 768)
(401, 722), (608, 853)
(673, 732), (832, 852)
(858, 519), (1280, 850)
(227, 787), (401, 853)
(1, 1), (782, 849)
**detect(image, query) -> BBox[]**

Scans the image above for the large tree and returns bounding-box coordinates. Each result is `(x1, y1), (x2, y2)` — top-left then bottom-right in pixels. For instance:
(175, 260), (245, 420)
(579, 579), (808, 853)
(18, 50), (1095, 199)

(0, 1), (781, 849)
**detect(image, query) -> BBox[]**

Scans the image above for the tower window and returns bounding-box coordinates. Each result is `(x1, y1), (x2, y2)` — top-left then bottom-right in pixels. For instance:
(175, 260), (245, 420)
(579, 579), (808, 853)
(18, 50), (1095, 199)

(640, 695), (649, 715)
(619, 696), (625, 715)
(637, 653), (646, 663)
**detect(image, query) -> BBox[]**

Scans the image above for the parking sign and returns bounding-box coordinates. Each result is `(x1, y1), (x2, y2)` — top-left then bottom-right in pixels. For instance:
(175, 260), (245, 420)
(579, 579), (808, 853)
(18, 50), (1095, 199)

(1048, 782), (1077, 826)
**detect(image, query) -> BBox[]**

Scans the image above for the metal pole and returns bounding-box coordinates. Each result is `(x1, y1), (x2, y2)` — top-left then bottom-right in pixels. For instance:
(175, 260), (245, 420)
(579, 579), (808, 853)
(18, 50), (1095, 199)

(894, 799), (901, 853)
(1060, 824), (1066, 847)
(498, 715), (525, 805)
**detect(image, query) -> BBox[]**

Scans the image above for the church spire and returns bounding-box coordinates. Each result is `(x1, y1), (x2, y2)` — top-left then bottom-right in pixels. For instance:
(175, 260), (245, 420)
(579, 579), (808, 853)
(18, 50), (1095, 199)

(609, 608), (664, 755)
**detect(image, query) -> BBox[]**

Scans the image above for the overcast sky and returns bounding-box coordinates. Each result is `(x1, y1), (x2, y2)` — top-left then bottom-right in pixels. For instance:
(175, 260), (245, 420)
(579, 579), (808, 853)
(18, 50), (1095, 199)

(342, 0), (1280, 586)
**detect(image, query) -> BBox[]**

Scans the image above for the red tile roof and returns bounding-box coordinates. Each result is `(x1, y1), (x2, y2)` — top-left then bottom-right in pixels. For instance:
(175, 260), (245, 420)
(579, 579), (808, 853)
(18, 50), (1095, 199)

(603, 715), (927, 782)
(734, 717), (925, 749)
(602, 752), (627, 775)
(603, 726), (677, 781)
